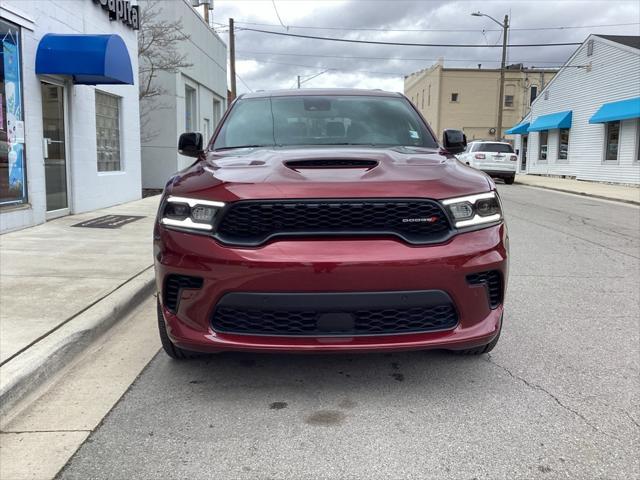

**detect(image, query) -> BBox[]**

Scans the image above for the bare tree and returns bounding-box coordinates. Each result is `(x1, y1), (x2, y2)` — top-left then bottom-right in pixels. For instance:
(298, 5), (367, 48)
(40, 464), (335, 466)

(138, 0), (193, 142)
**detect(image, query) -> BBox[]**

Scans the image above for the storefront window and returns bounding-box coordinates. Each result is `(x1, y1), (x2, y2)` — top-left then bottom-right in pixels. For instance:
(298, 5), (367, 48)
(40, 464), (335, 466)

(604, 121), (620, 162)
(558, 129), (570, 161)
(96, 91), (121, 172)
(539, 131), (548, 161)
(1, 19), (26, 206)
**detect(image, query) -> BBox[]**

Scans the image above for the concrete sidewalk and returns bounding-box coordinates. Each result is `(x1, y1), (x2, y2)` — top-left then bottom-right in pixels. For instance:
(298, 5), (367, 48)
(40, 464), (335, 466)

(515, 174), (640, 205)
(0, 195), (160, 414)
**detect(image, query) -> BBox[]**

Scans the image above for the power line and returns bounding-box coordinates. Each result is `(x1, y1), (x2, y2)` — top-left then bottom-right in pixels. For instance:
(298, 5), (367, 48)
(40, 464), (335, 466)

(238, 27), (583, 48)
(233, 20), (640, 33)
(235, 72), (253, 92)
(236, 50), (565, 64)
(271, 0), (287, 29)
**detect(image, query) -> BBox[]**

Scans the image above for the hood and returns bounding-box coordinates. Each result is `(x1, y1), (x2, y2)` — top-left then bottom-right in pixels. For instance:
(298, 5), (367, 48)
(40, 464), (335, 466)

(167, 146), (493, 202)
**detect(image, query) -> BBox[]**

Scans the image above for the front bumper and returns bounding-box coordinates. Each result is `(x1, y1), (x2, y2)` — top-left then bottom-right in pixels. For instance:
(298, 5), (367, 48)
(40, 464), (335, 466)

(154, 224), (508, 353)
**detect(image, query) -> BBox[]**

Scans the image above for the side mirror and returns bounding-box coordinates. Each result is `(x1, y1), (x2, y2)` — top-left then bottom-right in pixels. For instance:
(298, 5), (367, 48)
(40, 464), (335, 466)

(442, 129), (467, 155)
(178, 132), (204, 157)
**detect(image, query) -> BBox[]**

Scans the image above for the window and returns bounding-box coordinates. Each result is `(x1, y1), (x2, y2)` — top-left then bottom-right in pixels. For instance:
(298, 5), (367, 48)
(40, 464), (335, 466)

(185, 85), (196, 132)
(213, 95), (439, 149)
(203, 118), (211, 143)
(587, 39), (594, 56)
(604, 121), (620, 162)
(0, 19), (27, 206)
(95, 91), (121, 172)
(504, 95), (514, 108)
(428, 84), (431, 106)
(539, 131), (548, 161)
(636, 122), (640, 163)
(421, 89), (424, 109)
(451, 93), (459, 102)
(558, 129), (569, 161)
(530, 86), (538, 105)
(476, 143), (514, 153)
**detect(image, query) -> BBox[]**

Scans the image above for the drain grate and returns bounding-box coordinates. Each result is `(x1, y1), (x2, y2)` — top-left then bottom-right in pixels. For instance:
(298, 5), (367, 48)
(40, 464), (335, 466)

(72, 215), (144, 229)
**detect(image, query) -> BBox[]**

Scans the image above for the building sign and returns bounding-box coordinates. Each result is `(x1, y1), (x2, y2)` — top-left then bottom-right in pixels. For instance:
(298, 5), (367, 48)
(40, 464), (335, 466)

(1, 19), (27, 206)
(93, 0), (140, 30)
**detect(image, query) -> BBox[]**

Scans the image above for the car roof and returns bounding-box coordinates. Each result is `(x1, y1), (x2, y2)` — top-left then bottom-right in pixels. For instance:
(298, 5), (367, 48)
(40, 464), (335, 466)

(240, 88), (403, 99)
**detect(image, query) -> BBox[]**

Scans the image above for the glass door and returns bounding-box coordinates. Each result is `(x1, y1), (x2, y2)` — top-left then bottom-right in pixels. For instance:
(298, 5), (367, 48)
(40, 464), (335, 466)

(521, 135), (528, 172)
(41, 82), (69, 216)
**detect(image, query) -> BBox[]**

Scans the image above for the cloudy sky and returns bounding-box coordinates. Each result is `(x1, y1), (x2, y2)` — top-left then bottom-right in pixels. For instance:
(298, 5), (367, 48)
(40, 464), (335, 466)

(208, 0), (640, 94)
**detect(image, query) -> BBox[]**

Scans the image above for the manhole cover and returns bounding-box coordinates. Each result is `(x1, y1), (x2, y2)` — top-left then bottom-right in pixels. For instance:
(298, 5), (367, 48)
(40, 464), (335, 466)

(72, 215), (145, 229)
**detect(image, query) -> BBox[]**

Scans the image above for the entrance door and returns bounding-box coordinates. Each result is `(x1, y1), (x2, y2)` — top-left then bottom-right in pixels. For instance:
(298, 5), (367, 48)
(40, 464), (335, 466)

(521, 135), (528, 172)
(41, 82), (69, 216)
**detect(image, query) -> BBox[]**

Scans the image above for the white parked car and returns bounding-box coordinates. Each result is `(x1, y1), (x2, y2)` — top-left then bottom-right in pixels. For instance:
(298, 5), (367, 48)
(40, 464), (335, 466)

(456, 141), (517, 184)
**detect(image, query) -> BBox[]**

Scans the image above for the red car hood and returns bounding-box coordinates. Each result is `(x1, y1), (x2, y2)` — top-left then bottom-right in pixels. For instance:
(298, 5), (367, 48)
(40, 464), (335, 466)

(167, 146), (493, 202)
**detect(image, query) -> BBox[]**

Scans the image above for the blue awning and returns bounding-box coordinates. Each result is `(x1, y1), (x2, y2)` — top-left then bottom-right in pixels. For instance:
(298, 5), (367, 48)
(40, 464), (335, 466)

(505, 122), (530, 135)
(528, 111), (572, 132)
(589, 97), (640, 124)
(35, 34), (133, 85)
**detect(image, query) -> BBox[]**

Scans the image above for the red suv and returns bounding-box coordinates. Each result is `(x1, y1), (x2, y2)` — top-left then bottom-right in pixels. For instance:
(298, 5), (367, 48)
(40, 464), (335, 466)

(154, 89), (508, 359)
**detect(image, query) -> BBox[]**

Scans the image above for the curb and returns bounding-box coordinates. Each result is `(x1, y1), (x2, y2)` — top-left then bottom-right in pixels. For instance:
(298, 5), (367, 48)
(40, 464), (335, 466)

(0, 268), (156, 419)
(515, 182), (640, 206)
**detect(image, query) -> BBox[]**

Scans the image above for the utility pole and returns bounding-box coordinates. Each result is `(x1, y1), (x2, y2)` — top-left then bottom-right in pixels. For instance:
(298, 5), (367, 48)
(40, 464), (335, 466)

(229, 17), (237, 101)
(297, 75), (301, 89)
(496, 14), (509, 141)
(471, 11), (509, 141)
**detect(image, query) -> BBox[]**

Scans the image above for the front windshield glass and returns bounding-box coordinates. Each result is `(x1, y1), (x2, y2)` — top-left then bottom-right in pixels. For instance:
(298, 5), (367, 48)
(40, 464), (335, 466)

(213, 95), (438, 150)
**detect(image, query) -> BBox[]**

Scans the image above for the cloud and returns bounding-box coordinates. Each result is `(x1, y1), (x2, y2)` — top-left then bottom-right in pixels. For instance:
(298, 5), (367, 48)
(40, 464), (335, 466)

(212, 0), (640, 93)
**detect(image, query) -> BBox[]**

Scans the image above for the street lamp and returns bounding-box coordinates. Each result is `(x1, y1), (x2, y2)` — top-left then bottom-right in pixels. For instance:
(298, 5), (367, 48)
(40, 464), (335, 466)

(472, 11), (509, 141)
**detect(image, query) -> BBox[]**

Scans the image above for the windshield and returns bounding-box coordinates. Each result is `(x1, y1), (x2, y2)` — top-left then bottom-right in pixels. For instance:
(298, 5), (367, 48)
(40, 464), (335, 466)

(476, 143), (514, 153)
(213, 95), (438, 150)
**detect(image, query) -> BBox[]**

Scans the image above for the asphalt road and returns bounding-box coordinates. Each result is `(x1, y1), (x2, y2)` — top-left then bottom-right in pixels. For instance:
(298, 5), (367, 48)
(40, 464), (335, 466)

(58, 185), (640, 480)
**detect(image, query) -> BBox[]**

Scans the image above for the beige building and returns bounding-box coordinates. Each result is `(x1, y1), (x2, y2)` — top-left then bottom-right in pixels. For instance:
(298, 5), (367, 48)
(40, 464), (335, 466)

(404, 60), (557, 141)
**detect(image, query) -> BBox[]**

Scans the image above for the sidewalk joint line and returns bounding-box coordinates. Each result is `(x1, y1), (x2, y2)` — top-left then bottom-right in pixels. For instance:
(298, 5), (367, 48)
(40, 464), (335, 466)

(1, 429), (92, 434)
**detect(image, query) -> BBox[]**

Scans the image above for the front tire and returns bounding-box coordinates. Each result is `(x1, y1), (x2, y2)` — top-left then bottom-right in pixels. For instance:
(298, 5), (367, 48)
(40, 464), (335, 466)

(504, 175), (515, 185)
(157, 298), (194, 360)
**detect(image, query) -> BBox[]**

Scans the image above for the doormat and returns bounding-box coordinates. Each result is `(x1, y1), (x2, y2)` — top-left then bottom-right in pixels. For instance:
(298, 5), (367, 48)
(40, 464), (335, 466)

(72, 215), (145, 229)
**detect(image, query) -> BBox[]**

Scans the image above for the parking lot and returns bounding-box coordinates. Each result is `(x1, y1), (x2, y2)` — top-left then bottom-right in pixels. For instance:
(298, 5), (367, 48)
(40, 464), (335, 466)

(56, 185), (640, 480)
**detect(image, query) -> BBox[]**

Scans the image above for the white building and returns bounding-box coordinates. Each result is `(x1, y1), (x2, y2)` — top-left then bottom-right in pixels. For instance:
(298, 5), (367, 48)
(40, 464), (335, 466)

(139, 0), (227, 190)
(506, 35), (640, 184)
(1, 0), (142, 233)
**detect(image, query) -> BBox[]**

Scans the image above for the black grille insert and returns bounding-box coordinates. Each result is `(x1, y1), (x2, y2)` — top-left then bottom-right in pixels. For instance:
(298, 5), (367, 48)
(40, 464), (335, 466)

(466, 270), (503, 309)
(163, 274), (203, 313)
(215, 199), (451, 246)
(211, 291), (458, 336)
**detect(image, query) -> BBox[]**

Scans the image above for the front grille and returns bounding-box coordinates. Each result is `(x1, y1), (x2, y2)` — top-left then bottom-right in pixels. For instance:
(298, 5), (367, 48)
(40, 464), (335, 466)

(215, 199), (451, 246)
(212, 303), (458, 336)
(467, 270), (503, 308)
(163, 274), (203, 313)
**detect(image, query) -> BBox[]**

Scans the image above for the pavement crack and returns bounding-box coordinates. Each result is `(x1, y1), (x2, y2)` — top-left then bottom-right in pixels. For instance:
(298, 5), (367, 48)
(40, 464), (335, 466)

(485, 354), (621, 441)
(619, 409), (640, 430)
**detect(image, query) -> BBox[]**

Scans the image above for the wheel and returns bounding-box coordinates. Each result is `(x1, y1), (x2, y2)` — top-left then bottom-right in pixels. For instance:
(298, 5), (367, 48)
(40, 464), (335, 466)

(504, 175), (515, 185)
(157, 298), (194, 359)
(452, 316), (502, 355)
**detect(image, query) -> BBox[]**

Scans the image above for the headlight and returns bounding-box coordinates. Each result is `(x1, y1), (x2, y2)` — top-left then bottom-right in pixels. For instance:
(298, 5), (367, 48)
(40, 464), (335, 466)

(441, 191), (503, 229)
(160, 196), (225, 232)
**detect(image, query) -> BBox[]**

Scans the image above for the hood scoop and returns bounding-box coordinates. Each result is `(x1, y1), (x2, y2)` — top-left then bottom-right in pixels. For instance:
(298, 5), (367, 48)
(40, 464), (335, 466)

(284, 159), (379, 170)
